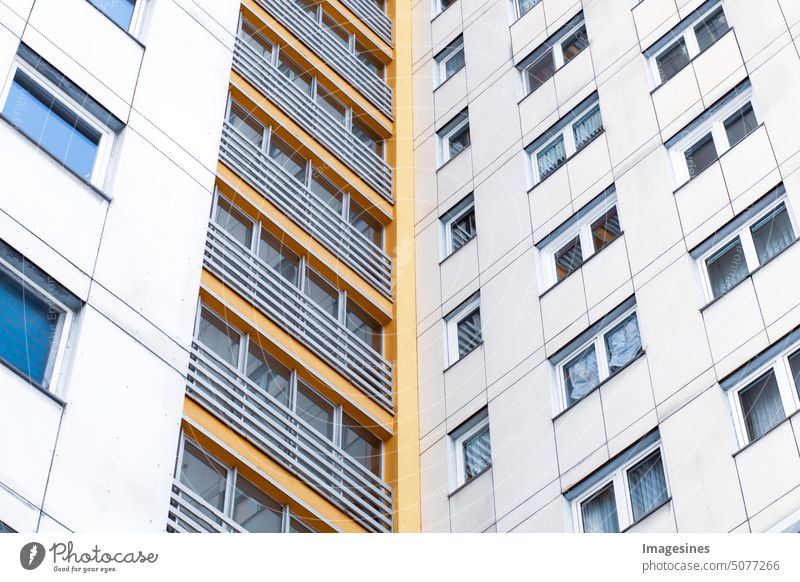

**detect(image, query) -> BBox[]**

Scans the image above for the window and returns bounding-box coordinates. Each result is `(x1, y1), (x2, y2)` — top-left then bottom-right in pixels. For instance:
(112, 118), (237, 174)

(553, 300), (642, 409)
(526, 93), (602, 184)
(435, 0), (458, 16)
(647, 3), (729, 86)
(438, 109), (471, 165)
(450, 409), (491, 488)
(88, 0), (145, 33)
(441, 194), (476, 257)
(722, 330), (800, 447)
(1, 62), (115, 186)
(569, 435), (669, 533)
(0, 520), (15, 533)
(434, 35), (465, 86)
(667, 81), (758, 184)
(212, 194), (384, 354)
(226, 99), (385, 247)
(0, 255), (75, 391)
(445, 294), (482, 365)
(693, 187), (796, 301)
(174, 439), (313, 533)
(516, 0), (540, 19)
(518, 13), (588, 96)
(194, 307), (384, 475)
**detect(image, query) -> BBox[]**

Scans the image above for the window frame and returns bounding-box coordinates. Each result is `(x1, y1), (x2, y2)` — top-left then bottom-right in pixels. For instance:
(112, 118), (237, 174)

(572, 442), (670, 533)
(0, 61), (115, 188)
(451, 409), (491, 489)
(444, 294), (482, 365)
(437, 110), (471, 166)
(441, 194), (476, 258)
(434, 35), (465, 87)
(518, 14), (588, 96)
(433, 0), (458, 18)
(514, 0), (541, 20)
(88, 0), (148, 35)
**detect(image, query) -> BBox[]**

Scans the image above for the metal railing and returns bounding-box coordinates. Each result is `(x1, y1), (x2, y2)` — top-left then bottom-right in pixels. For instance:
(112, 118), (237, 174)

(219, 122), (393, 298)
(167, 480), (247, 533)
(204, 221), (393, 410)
(340, 0), (392, 45)
(233, 36), (393, 202)
(255, 0), (392, 117)
(183, 341), (394, 533)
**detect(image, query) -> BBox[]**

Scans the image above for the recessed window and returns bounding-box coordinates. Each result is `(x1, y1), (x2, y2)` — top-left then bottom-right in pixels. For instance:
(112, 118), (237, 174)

(441, 194), (476, 257)
(0, 520), (15, 533)
(647, 3), (729, 86)
(88, 0), (144, 33)
(517, 13), (588, 96)
(515, 0), (540, 19)
(342, 412), (382, 475)
(437, 109), (471, 165)
(435, 0), (458, 17)
(434, 35), (465, 86)
(668, 81), (758, 184)
(445, 294), (482, 365)
(450, 408), (491, 488)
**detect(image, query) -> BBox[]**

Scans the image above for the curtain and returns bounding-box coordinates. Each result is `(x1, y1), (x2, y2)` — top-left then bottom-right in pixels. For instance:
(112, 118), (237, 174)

(457, 310), (483, 357)
(628, 451), (668, 522)
(739, 371), (785, 442)
(706, 238), (748, 299)
(751, 205), (795, 265)
(463, 427), (492, 480)
(565, 345), (599, 404)
(605, 314), (642, 373)
(581, 484), (619, 533)
(573, 106), (602, 149)
(451, 211), (476, 252)
(537, 136), (566, 179)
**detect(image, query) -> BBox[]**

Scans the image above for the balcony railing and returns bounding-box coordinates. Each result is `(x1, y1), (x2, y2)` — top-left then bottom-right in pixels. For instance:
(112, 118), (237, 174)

(219, 122), (392, 298)
(184, 341), (394, 533)
(255, 0), (392, 117)
(233, 36), (393, 202)
(167, 480), (247, 533)
(340, 0), (392, 45)
(205, 221), (393, 410)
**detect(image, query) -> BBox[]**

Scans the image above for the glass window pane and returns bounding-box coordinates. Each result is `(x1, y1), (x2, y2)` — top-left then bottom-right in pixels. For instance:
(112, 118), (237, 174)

(564, 344), (599, 406)
(316, 86), (347, 125)
(694, 7), (728, 52)
(309, 169), (344, 214)
(341, 413), (382, 475)
(0, 267), (61, 386)
(228, 103), (264, 149)
(788, 350), (800, 398)
(346, 300), (382, 353)
(322, 13), (350, 47)
(3, 75), (100, 180)
(352, 118), (384, 157)
(449, 208), (476, 253)
(215, 198), (253, 249)
(705, 237), (748, 299)
(517, 0), (539, 17)
(750, 204), (795, 265)
(443, 48), (465, 80)
(739, 371), (785, 442)
(289, 518), (314, 533)
(258, 229), (300, 285)
(232, 477), (283, 532)
(604, 313), (642, 374)
(268, 135), (307, 181)
(655, 38), (690, 83)
(463, 425), (491, 481)
(562, 24), (589, 63)
(89, 0), (135, 30)
(197, 308), (241, 367)
(245, 342), (291, 407)
(349, 198), (383, 247)
(441, 0), (457, 11)
(536, 135), (566, 179)
(356, 42), (384, 78)
(305, 270), (339, 319)
(627, 451), (669, 522)
(276, 52), (313, 97)
(684, 133), (718, 179)
(724, 103), (758, 148)
(523, 51), (555, 94)
(296, 382), (334, 440)
(456, 308), (482, 357)
(240, 21), (273, 60)
(0, 521), (15, 533)
(573, 105), (603, 149)
(591, 206), (621, 252)
(179, 442), (227, 512)
(581, 483), (619, 533)
(555, 237), (583, 281)
(447, 124), (471, 159)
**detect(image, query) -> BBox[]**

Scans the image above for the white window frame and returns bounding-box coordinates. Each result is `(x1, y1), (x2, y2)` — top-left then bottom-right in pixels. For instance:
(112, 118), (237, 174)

(726, 345), (800, 448)
(669, 87), (758, 185)
(572, 442), (670, 533)
(540, 195), (619, 288)
(88, 0), (148, 35)
(519, 15), (587, 96)
(434, 36), (465, 87)
(514, 0), (541, 20)
(437, 112), (470, 166)
(0, 61), (115, 188)
(0, 256), (75, 395)
(444, 294), (482, 365)
(648, 2), (727, 87)
(441, 195), (476, 258)
(556, 306), (641, 410)
(433, 0), (457, 18)
(451, 411), (491, 489)
(697, 197), (797, 302)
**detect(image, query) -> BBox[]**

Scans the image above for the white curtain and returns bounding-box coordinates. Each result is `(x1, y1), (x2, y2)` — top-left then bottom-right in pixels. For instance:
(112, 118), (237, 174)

(565, 345), (599, 404)
(740, 372), (785, 441)
(463, 427), (491, 480)
(537, 137), (566, 178)
(573, 106), (602, 148)
(605, 315), (642, 373)
(581, 485), (619, 533)
(628, 452), (668, 522)
(751, 205), (795, 265)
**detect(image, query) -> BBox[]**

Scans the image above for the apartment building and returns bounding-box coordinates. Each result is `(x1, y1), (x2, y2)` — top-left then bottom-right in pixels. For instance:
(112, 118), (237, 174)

(414, 0), (800, 533)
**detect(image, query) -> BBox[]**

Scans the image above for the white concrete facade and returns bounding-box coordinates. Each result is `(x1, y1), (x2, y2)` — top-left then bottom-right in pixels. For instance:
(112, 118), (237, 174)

(415, 0), (800, 532)
(0, 0), (240, 532)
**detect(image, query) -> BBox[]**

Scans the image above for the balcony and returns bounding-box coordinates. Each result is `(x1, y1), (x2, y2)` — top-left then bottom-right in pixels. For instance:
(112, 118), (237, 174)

(219, 122), (392, 297)
(233, 36), (393, 202)
(340, 0), (392, 45)
(204, 220), (394, 410)
(182, 341), (394, 533)
(167, 480), (247, 533)
(255, 0), (392, 117)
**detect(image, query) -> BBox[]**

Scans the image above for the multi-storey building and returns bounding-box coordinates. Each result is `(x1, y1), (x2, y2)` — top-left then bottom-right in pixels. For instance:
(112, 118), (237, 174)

(415, 0), (800, 533)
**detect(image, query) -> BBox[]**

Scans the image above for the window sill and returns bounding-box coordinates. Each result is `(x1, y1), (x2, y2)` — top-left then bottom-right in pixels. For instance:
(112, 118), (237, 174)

(448, 464), (492, 498)
(699, 237), (800, 312)
(430, 5), (454, 24)
(527, 129), (606, 194)
(649, 27), (734, 95)
(620, 497), (672, 533)
(538, 232), (625, 300)
(436, 145), (471, 172)
(732, 407), (800, 458)
(0, 114), (112, 202)
(434, 65), (465, 93)
(85, 1), (146, 49)
(551, 350), (646, 423)
(0, 357), (66, 408)
(443, 341), (484, 374)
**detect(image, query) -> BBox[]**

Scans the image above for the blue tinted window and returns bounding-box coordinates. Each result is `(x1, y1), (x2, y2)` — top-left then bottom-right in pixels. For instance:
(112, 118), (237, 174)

(89, 0), (136, 30)
(0, 267), (62, 386)
(2, 72), (100, 180)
